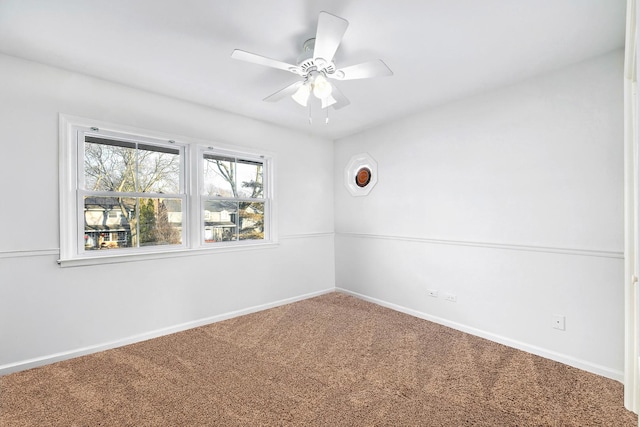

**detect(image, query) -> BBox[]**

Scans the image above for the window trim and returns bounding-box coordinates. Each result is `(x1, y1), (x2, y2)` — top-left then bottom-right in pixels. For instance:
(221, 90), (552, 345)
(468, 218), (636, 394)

(59, 114), (277, 267)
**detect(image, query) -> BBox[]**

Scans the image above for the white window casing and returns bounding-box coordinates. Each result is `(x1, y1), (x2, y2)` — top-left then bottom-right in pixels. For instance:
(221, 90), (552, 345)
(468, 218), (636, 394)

(59, 114), (276, 267)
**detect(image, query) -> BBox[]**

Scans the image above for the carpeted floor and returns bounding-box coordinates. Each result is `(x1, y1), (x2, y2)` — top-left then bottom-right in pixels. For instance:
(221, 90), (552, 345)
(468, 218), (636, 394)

(0, 292), (637, 426)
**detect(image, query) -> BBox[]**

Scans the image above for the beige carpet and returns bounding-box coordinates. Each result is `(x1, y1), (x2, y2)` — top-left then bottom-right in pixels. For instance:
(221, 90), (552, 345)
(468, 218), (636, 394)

(0, 292), (636, 426)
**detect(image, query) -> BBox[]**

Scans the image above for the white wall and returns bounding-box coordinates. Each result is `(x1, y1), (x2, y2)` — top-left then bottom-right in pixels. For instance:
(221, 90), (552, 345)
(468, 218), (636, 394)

(334, 50), (625, 380)
(0, 54), (335, 372)
(0, 48), (626, 381)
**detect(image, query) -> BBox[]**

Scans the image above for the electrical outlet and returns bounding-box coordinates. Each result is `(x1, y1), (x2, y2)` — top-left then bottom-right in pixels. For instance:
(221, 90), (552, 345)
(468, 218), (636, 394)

(444, 293), (457, 302)
(427, 289), (438, 297)
(553, 314), (566, 331)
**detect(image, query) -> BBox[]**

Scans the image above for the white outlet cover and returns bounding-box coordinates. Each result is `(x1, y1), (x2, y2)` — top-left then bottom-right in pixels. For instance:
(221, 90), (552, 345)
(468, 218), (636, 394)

(553, 314), (566, 331)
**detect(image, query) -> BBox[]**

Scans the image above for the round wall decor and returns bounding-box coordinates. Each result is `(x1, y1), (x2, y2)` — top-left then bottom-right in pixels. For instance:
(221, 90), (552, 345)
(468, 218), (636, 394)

(355, 167), (372, 187)
(345, 153), (377, 196)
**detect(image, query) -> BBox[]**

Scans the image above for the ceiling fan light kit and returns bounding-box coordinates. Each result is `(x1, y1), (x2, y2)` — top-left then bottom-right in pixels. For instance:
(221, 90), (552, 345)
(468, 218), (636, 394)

(291, 83), (311, 107)
(231, 11), (393, 123)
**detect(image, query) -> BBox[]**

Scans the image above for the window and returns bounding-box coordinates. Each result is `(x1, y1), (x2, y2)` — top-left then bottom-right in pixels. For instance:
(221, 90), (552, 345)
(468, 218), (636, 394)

(59, 116), (274, 266)
(81, 136), (185, 251)
(202, 153), (265, 243)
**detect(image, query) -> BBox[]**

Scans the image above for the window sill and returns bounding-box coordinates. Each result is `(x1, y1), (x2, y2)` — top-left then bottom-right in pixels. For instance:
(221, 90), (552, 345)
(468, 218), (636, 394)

(57, 241), (279, 268)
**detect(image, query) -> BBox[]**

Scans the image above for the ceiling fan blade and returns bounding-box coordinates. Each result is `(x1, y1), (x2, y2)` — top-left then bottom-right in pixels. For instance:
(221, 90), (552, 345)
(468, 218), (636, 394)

(263, 81), (304, 102)
(313, 11), (349, 66)
(331, 59), (393, 80)
(231, 49), (301, 74)
(330, 84), (350, 110)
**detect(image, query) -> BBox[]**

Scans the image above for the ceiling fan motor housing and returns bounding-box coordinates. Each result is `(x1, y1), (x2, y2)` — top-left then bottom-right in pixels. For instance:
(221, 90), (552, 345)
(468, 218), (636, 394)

(297, 38), (336, 78)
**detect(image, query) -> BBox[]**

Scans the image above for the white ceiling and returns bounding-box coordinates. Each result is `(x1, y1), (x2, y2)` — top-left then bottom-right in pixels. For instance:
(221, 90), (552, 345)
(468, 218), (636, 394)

(0, 0), (626, 140)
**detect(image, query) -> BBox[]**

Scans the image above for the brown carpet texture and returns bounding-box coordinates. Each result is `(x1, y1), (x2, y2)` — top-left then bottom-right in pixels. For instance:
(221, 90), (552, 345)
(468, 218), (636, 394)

(0, 292), (637, 426)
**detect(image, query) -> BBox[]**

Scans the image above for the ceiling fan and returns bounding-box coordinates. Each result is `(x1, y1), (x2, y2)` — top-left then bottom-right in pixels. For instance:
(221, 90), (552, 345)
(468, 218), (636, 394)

(231, 11), (393, 113)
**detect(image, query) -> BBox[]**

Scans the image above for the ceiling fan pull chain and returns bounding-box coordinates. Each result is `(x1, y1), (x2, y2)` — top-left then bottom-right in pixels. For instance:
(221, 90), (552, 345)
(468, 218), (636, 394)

(308, 104), (312, 124)
(325, 105), (329, 124)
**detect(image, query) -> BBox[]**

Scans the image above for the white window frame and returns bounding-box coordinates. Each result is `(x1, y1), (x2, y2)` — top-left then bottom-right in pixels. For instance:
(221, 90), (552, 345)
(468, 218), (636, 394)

(59, 115), (277, 267)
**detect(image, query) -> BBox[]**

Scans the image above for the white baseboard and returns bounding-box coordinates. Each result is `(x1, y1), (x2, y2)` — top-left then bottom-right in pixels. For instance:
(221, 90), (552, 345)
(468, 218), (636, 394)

(336, 287), (624, 382)
(4, 286), (621, 383)
(0, 288), (335, 376)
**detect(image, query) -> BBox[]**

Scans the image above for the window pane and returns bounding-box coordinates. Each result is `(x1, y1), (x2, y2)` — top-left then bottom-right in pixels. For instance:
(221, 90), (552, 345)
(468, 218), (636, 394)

(84, 141), (136, 192)
(237, 160), (263, 198)
(239, 201), (264, 240)
(203, 156), (236, 197)
(137, 145), (180, 193)
(203, 200), (237, 242)
(84, 196), (136, 250)
(84, 138), (181, 194)
(139, 198), (183, 246)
